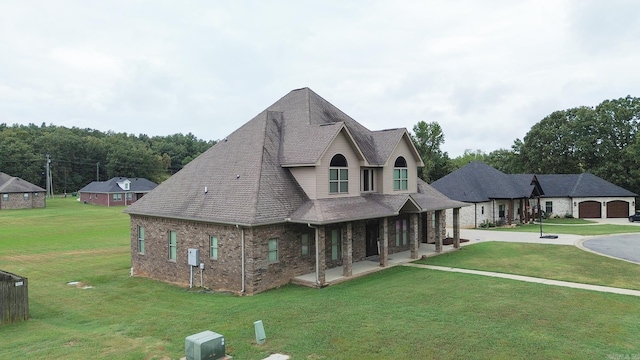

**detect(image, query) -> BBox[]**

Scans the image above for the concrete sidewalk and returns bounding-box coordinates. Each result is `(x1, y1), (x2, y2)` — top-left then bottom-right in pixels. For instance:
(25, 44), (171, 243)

(405, 263), (640, 297)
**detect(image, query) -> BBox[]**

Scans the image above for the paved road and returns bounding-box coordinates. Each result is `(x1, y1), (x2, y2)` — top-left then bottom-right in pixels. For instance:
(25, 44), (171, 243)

(449, 221), (640, 265)
(581, 234), (640, 264)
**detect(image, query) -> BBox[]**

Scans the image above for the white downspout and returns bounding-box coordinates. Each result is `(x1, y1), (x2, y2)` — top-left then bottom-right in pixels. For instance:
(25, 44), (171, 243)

(241, 227), (245, 294)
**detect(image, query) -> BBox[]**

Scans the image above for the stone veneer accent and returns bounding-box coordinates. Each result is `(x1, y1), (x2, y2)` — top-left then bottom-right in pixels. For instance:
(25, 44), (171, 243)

(0, 192), (45, 210)
(130, 212), (442, 295)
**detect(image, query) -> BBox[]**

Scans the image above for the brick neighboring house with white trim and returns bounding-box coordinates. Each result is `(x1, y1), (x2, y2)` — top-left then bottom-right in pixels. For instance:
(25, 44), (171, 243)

(432, 162), (637, 228)
(0, 172), (46, 210)
(124, 88), (468, 295)
(79, 177), (157, 207)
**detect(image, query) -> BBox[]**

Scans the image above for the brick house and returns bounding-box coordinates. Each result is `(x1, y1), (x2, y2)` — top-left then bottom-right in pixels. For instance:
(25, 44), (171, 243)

(0, 172), (46, 210)
(79, 177), (157, 207)
(432, 161), (637, 228)
(125, 88), (467, 295)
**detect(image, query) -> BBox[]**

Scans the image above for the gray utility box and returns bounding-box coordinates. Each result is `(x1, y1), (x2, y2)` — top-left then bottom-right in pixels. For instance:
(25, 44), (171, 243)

(185, 330), (225, 360)
(188, 248), (200, 266)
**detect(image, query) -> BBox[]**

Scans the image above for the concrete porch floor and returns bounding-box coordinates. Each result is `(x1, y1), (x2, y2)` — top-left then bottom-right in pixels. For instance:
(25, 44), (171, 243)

(292, 243), (460, 288)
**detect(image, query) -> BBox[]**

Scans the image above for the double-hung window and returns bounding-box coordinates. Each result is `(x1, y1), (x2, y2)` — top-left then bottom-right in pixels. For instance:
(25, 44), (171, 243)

(137, 226), (145, 254)
(393, 157), (408, 191)
(168, 231), (177, 261)
(301, 233), (310, 256)
(210, 236), (218, 260)
(329, 154), (348, 194)
(545, 201), (553, 215)
(268, 238), (279, 263)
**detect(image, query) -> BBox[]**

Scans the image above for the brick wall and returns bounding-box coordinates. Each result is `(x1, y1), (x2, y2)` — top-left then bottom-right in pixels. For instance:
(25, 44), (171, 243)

(0, 192), (45, 210)
(130, 213), (445, 295)
(130, 216), (319, 295)
(80, 192), (136, 206)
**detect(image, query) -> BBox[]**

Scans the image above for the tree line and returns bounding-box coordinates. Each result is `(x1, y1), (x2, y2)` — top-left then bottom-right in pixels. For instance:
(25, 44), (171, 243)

(3, 95), (638, 197)
(0, 123), (214, 193)
(411, 95), (640, 196)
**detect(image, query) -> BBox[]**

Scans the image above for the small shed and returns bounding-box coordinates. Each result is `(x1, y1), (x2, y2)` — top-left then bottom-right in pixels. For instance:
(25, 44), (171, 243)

(0, 270), (29, 324)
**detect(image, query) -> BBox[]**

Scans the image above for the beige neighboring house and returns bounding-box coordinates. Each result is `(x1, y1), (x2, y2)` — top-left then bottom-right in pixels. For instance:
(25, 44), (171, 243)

(432, 161), (637, 228)
(125, 88), (467, 295)
(0, 172), (46, 210)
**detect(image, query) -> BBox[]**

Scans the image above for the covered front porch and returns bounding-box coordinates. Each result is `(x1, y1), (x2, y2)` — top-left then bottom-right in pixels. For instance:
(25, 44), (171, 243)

(291, 208), (463, 288)
(292, 242), (459, 287)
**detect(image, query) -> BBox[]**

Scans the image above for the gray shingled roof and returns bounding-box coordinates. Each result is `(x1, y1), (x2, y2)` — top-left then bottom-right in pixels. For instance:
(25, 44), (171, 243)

(0, 172), (46, 193)
(431, 161), (534, 202)
(79, 177), (158, 194)
(535, 173), (637, 197)
(289, 188), (468, 226)
(432, 161), (637, 203)
(125, 88), (462, 226)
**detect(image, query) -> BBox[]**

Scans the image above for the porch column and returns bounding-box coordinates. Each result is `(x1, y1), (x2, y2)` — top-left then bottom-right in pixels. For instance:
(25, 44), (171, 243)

(410, 213), (419, 259)
(435, 210), (442, 253)
(453, 208), (460, 249)
(343, 222), (353, 277)
(316, 226), (326, 287)
(380, 218), (388, 267)
(508, 200), (514, 225)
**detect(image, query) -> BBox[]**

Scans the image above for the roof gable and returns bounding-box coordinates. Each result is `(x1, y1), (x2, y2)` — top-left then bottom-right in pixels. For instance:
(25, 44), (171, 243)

(0, 172), (46, 193)
(314, 124), (367, 166)
(377, 130), (424, 167)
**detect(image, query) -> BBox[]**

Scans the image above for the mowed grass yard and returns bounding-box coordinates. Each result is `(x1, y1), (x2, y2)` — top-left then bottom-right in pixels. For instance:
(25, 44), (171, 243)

(1, 199), (640, 359)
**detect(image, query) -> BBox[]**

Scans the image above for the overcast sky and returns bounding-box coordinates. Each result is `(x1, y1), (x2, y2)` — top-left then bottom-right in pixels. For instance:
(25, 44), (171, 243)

(1, 1), (639, 157)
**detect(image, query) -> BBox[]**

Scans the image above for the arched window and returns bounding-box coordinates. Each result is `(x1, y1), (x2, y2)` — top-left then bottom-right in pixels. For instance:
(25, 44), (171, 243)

(329, 154), (348, 194)
(393, 156), (408, 190)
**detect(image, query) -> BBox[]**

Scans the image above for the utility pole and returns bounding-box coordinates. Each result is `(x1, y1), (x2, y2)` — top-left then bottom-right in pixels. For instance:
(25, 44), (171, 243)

(45, 154), (53, 198)
(96, 162), (100, 181)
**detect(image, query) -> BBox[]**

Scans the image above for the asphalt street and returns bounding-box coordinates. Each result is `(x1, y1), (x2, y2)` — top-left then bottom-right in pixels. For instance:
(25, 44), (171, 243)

(582, 233), (640, 264)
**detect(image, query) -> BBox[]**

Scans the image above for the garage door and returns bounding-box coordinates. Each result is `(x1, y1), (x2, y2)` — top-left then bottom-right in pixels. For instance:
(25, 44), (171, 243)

(579, 201), (602, 218)
(607, 200), (629, 218)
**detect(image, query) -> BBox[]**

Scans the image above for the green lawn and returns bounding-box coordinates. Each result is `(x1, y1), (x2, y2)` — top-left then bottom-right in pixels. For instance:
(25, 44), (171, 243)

(417, 242), (640, 290)
(539, 217), (594, 224)
(2, 198), (640, 359)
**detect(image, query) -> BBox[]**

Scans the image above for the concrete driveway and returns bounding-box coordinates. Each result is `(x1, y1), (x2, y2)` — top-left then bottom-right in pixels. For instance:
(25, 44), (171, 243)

(450, 228), (582, 246)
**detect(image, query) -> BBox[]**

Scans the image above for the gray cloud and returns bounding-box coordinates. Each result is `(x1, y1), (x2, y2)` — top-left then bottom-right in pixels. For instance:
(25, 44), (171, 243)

(1, 0), (639, 156)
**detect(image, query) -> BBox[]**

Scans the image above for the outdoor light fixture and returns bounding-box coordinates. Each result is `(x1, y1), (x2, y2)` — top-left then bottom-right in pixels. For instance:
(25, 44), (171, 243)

(573, 202), (576, 206)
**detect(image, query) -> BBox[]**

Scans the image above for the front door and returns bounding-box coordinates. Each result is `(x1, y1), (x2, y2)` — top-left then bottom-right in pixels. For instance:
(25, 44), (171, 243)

(365, 220), (379, 257)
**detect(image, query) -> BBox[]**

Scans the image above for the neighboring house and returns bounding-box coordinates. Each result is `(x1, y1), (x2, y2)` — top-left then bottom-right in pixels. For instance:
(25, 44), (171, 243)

(125, 88), (467, 295)
(79, 177), (157, 207)
(0, 172), (46, 210)
(432, 161), (637, 228)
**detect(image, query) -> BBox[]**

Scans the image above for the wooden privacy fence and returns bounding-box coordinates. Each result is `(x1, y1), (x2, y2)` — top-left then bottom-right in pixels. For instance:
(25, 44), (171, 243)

(0, 270), (29, 324)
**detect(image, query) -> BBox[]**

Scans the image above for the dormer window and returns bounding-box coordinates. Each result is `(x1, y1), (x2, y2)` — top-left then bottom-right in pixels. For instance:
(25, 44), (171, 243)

(329, 154), (348, 194)
(118, 179), (131, 191)
(393, 156), (408, 191)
